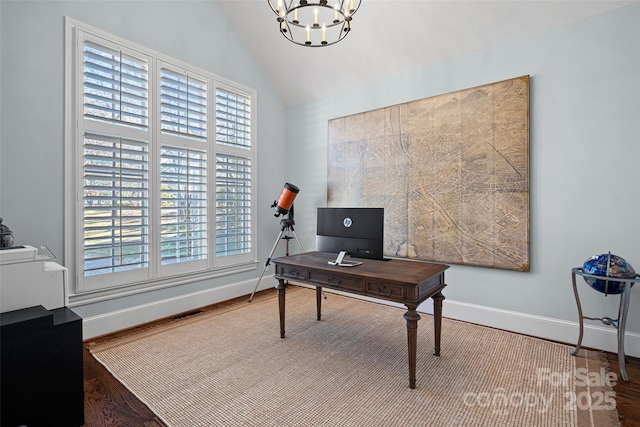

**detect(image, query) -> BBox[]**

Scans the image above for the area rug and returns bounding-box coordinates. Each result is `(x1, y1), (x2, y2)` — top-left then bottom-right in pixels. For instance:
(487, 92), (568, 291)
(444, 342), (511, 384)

(89, 286), (621, 427)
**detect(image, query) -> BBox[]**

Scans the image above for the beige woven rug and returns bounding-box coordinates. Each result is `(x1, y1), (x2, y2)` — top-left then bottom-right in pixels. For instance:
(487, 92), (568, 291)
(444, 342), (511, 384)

(89, 286), (621, 427)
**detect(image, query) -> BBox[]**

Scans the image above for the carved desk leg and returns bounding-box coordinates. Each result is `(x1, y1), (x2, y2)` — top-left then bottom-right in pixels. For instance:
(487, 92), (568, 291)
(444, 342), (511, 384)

(277, 279), (287, 338)
(432, 291), (445, 356)
(404, 304), (421, 389)
(316, 286), (322, 321)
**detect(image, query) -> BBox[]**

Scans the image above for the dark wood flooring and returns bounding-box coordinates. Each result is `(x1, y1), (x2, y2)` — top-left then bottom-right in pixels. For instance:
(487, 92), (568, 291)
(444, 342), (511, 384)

(84, 345), (165, 427)
(606, 353), (640, 427)
(82, 292), (640, 426)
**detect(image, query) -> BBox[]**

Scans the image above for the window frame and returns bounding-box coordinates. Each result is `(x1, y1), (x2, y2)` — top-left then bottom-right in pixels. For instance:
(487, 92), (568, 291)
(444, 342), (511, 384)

(64, 17), (258, 303)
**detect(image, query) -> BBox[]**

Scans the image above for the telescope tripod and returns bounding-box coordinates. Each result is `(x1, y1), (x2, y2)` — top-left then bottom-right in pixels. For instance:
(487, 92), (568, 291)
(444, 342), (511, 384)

(248, 217), (304, 303)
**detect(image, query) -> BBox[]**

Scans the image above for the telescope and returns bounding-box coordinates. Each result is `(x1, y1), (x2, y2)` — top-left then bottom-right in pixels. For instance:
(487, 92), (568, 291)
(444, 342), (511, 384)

(249, 182), (325, 303)
(272, 183), (299, 217)
(249, 182), (302, 302)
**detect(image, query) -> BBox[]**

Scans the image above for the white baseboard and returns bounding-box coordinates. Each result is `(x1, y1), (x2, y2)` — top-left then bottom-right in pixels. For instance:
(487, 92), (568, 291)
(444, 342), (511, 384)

(83, 278), (640, 359)
(302, 284), (640, 358)
(82, 277), (270, 340)
(439, 299), (640, 359)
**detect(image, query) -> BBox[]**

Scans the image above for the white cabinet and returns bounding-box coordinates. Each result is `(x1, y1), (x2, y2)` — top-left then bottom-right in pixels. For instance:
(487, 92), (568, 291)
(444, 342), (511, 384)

(0, 245), (68, 313)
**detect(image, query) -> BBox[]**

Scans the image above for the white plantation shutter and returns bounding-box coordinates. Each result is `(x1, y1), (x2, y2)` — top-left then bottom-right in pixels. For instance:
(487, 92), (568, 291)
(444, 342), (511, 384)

(83, 134), (149, 277)
(158, 64), (209, 272)
(68, 20), (256, 295)
(83, 39), (149, 128)
(215, 154), (252, 257)
(215, 86), (253, 262)
(216, 87), (252, 149)
(160, 68), (207, 140)
(160, 147), (208, 268)
(80, 33), (151, 290)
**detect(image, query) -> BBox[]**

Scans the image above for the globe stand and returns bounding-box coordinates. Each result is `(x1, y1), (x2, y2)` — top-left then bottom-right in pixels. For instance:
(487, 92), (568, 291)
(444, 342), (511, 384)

(570, 267), (640, 381)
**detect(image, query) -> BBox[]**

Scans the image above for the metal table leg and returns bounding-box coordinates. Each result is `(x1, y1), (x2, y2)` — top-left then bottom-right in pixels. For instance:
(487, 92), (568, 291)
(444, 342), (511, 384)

(571, 267), (637, 382)
(570, 271), (584, 357)
(617, 282), (631, 381)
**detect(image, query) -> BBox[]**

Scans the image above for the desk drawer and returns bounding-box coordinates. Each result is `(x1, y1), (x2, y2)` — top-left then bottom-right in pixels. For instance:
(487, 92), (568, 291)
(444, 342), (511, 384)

(308, 271), (363, 292)
(365, 281), (405, 301)
(276, 265), (307, 281)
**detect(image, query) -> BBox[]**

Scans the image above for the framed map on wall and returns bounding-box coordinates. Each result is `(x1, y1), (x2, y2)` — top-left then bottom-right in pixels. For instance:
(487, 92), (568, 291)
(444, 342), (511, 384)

(327, 75), (530, 271)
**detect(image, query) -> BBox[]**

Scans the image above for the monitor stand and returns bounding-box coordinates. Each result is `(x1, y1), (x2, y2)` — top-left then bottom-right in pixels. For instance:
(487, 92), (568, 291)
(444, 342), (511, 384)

(328, 251), (363, 267)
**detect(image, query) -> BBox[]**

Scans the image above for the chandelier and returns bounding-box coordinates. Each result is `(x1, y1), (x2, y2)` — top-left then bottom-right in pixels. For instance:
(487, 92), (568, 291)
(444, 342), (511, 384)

(268, 0), (362, 47)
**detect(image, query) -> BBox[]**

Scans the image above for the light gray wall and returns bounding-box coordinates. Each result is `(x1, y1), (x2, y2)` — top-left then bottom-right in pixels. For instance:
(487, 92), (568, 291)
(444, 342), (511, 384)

(0, 1), (289, 319)
(286, 4), (640, 333)
(1, 1), (638, 341)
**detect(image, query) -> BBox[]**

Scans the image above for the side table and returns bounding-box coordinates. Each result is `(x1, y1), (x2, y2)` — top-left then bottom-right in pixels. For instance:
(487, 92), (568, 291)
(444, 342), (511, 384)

(570, 267), (639, 381)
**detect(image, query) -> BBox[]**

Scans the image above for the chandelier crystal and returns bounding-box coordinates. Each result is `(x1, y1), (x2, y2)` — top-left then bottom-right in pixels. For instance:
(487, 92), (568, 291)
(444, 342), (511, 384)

(268, 0), (362, 47)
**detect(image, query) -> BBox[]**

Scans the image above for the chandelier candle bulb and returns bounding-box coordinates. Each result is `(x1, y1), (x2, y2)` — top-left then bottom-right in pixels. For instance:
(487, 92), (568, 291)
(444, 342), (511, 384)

(268, 0), (361, 47)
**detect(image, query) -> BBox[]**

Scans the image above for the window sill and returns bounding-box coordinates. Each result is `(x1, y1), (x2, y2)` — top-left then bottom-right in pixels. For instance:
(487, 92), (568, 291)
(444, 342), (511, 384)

(67, 261), (259, 307)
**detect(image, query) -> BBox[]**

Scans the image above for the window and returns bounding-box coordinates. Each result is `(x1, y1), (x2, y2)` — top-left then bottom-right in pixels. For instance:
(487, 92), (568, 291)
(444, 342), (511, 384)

(160, 146), (208, 266)
(215, 87), (253, 263)
(66, 19), (257, 297)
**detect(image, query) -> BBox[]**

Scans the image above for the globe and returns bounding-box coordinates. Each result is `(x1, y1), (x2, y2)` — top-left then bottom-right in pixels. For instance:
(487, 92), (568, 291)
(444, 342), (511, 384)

(582, 253), (636, 295)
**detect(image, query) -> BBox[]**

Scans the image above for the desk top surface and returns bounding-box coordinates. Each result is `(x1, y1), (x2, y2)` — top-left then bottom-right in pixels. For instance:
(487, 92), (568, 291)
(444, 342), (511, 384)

(273, 252), (449, 285)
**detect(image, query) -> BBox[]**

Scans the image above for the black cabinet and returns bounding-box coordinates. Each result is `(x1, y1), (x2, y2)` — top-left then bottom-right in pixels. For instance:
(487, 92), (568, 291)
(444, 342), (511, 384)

(1, 305), (84, 427)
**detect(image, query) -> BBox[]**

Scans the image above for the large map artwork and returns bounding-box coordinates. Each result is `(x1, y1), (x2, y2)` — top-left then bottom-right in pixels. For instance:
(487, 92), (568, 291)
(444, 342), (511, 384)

(327, 76), (530, 271)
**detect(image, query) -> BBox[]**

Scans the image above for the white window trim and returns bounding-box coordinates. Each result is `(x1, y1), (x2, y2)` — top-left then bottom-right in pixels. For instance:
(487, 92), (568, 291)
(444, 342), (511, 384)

(64, 17), (258, 304)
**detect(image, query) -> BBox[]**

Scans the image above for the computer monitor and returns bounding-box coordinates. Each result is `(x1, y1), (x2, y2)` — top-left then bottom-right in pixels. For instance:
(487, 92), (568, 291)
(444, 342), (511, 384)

(316, 207), (384, 260)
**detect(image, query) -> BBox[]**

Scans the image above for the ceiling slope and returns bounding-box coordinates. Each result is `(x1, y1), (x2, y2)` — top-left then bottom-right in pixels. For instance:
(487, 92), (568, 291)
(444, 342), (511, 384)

(218, 1), (637, 106)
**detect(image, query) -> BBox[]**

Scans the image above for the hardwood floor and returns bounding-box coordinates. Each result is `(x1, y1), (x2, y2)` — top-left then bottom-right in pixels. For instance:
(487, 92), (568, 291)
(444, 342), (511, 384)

(83, 345), (165, 427)
(606, 352), (640, 427)
(82, 293), (640, 426)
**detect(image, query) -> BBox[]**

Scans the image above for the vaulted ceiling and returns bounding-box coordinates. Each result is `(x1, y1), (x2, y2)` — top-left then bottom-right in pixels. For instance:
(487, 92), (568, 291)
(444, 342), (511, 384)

(218, 1), (636, 106)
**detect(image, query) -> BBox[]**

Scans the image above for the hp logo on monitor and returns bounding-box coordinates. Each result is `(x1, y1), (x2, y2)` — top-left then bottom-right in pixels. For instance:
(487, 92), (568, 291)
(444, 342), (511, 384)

(343, 217), (353, 228)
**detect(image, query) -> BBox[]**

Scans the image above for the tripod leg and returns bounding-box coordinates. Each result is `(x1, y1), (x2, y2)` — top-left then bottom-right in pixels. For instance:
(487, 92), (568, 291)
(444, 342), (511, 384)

(249, 229), (285, 302)
(291, 229), (305, 253)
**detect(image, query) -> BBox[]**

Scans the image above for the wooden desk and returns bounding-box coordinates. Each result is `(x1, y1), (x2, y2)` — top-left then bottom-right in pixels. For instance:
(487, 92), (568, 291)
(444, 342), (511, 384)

(273, 252), (449, 389)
